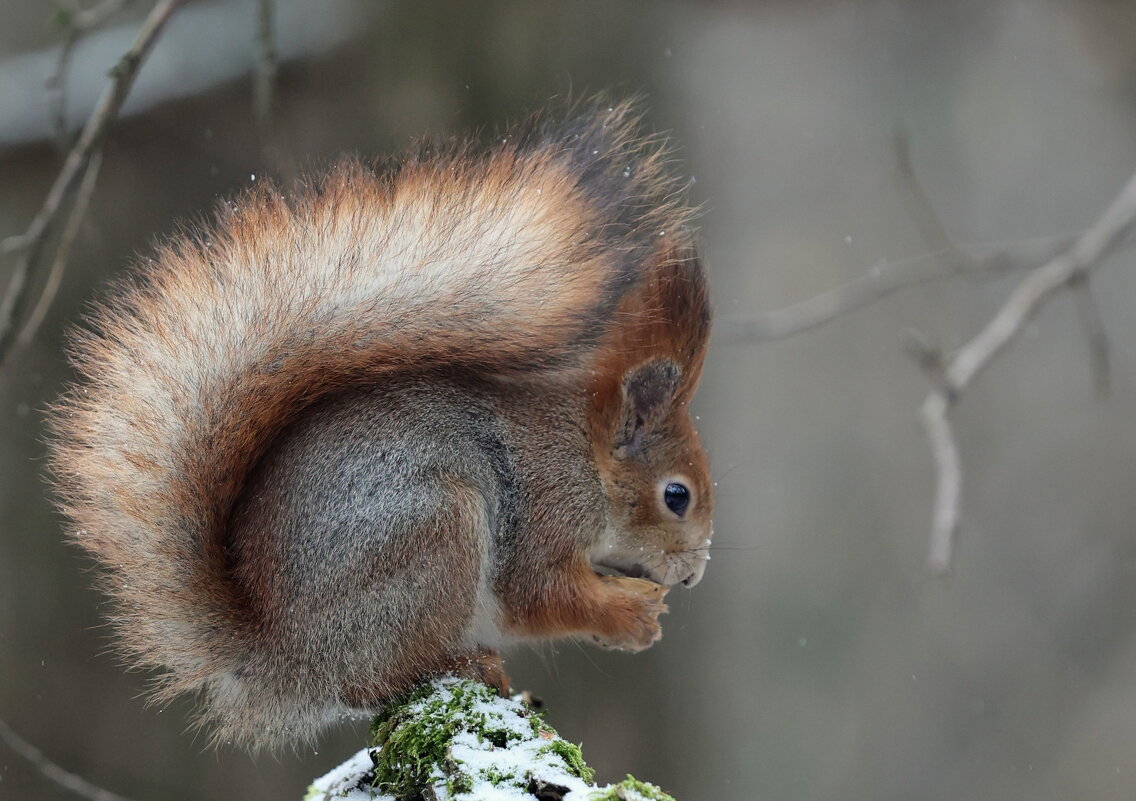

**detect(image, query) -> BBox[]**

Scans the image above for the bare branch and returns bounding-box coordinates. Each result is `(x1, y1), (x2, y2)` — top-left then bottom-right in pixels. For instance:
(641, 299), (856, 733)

(920, 391), (961, 576)
(1070, 277), (1111, 397)
(251, 0), (298, 185)
(892, 129), (962, 258)
(18, 149), (104, 347)
(722, 131), (1132, 575)
(725, 128), (1111, 345)
(46, 24), (79, 143)
(47, 0), (134, 141)
(729, 130), (1134, 574)
(254, 0), (278, 141)
(0, 717), (139, 801)
(941, 171), (1136, 395)
(723, 254), (937, 342)
(68, 0), (135, 30)
(0, 0), (187, 368)
(721, 234), (1074, 343)
(917, 168), (1136, 573)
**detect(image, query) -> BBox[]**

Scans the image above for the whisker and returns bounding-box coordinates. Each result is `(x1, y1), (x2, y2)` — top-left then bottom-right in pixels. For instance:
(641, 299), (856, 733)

(712, 458), (759, 483)
(568, 637), (610, 678)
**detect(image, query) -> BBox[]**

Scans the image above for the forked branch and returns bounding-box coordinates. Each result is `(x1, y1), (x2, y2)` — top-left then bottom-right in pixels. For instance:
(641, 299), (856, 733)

(0, 717), (138, 801)
(727, 135), (1135, 575)
(0, 0), (187, 368)
(915, 168), (1136, 573)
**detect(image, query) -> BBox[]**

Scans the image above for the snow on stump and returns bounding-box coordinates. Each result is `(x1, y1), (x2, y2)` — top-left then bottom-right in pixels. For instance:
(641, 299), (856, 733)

(306, 677), (676, 801)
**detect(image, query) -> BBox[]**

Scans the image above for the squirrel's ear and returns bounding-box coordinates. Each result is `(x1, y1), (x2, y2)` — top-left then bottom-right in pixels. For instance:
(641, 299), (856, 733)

(613, 358), (681, 457)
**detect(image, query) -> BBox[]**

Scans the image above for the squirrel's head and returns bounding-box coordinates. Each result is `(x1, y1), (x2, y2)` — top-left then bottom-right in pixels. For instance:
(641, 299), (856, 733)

(587, 243), (713, 589)
(590, 357), (713, 588)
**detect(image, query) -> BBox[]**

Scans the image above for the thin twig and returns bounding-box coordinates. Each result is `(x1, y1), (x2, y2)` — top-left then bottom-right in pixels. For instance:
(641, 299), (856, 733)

(18, 150), (103, 347)
(66, 0), (134, 31)
(0, 0), (186, 369)
(721, 234), (1074, 343)
(252, 0), (298, 184)
(47, 0), (134, 142)
(920, 392), (961, 575)
(725, 129), (1087, 344)
(47, 24), (79, 143)
(0, 717), (139, 801)
(893, 129), (964, 259)
(254, 0), (278, 141)
(918, 168), (1136, 574)
(1069, 274), (1111, 397)
(724, 131), (1129, 574)
(942, 173), (1136, 393)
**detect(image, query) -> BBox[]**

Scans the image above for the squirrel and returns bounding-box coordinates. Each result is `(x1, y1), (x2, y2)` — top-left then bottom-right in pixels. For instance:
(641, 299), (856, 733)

(48, 101), (712, 749)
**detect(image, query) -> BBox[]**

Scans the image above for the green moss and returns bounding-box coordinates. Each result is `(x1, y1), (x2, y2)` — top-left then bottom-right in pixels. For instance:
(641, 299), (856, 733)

(347, 678), (676, 800)
(367, 680), (506, 797)
(483, 765), (519, 785)
(541, 738), (595, 783)
(587, 775), (676, 801)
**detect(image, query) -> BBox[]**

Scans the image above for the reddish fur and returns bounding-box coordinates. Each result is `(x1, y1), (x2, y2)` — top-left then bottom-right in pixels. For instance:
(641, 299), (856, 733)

(498, 241), (711, 647)
(48, 101), (710, 746)
(505, 561), (669, 649)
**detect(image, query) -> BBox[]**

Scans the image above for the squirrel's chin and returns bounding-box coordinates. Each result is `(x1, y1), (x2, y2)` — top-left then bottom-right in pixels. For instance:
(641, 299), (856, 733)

(591, 558), (654, 580)
(591, 550), (708, 588)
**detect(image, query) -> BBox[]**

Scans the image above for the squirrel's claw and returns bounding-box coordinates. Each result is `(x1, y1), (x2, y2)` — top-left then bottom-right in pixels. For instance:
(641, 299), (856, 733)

(448, 649), (511, 697)
(588, 576), (669, 652)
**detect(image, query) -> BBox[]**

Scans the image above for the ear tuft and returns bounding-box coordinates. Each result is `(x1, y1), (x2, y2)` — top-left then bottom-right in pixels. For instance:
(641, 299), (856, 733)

(614, 359), (681, 455)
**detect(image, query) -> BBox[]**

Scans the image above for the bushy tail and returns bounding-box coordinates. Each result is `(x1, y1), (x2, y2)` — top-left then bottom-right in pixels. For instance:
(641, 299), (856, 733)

(48, 102), (696, 740)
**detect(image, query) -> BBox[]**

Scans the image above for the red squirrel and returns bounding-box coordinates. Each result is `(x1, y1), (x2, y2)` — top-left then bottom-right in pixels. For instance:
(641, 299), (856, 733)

(48, 102), (712, 748)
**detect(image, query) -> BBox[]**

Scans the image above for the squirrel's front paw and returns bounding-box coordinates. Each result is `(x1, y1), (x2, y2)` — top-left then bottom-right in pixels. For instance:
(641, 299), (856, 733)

(590, 576), (669, 652)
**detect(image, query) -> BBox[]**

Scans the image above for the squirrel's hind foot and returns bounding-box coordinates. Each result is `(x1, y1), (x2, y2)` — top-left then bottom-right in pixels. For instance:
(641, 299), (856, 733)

(444, 648), (511, 697)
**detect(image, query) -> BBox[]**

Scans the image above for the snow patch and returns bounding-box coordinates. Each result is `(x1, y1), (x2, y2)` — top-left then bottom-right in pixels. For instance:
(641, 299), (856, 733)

(305, 678), (675, 801)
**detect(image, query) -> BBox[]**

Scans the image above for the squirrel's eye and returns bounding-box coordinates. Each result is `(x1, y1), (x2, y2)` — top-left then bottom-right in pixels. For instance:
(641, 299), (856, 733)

(663, 482), (690, 516)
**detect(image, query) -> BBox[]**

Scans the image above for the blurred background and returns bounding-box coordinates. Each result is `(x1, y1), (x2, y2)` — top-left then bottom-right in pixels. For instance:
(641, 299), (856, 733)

(3, 1), (1136, 799)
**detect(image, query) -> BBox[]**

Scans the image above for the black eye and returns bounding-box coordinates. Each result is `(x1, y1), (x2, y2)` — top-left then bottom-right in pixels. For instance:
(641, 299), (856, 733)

(663, 482), (690, 516)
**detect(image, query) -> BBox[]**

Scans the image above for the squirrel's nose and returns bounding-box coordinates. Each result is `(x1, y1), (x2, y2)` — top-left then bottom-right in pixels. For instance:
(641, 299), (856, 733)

(678, 559), (707, 588)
